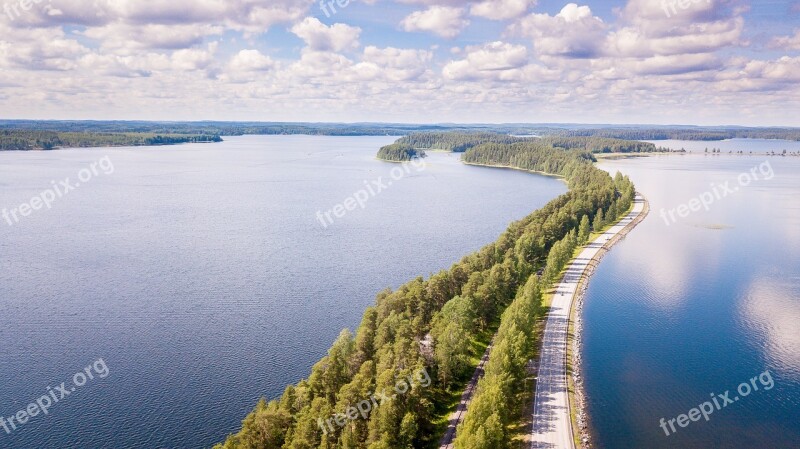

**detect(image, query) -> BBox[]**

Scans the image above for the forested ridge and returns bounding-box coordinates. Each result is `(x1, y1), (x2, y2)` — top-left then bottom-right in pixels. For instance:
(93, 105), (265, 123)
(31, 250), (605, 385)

(214, 133), (636, 449)
(378, 132), (666, 160)
(389, 132), (523, 153)
(0, 130), (221, 151)
(3, 121), (799, 146)
(539, 136), (660, 153)
(551, 127), (800, 141)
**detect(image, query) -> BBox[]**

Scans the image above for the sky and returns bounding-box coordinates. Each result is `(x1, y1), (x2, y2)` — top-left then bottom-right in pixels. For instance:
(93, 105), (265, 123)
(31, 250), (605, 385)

(1, 0), (800, 125)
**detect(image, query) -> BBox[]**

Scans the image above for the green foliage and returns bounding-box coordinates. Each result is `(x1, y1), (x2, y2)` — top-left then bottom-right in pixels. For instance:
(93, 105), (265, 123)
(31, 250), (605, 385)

(593, 208), (605, 232)
(539, 136), (657, 153)
(392, 132), (523, 152)
(430, 296), (475, 387)
(376, 143), (425, 161)
(0, 129), (221, 150)
(453, 275), (543, 449)
(578, 215), (591, 245)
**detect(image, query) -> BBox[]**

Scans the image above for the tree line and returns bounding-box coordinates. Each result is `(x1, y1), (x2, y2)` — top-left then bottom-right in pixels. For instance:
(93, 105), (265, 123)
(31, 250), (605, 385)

(389, 132), (523, 153)
(2, 120), (799, 142)
(551, 127), (800, 142)
(0, 130), (221, 151)
(381, 132), (665, 157)
(213, 133), (636, 449)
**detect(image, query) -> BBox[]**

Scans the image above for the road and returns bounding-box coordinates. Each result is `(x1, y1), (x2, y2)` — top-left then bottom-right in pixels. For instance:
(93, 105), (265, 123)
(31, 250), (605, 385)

(530, 195), (647, 449)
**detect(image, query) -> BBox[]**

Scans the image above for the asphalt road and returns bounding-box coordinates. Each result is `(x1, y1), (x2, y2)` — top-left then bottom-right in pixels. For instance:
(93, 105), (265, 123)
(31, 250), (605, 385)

(530, 195), (646, 449)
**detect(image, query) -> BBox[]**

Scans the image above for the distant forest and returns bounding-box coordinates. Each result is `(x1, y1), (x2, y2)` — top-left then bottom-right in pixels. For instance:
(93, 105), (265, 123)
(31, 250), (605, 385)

(2, 120), (800, 150)
(0, 130), (221, 151)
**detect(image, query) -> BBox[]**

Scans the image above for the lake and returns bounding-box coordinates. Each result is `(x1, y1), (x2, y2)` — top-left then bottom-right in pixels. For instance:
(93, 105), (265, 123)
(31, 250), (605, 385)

(585, 146), (800, 448)
(0, 136), (566, 449)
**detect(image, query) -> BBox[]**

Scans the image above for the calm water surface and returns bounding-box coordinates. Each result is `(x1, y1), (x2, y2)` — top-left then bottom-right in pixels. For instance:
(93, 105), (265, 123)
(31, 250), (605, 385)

(0, 136), (566, 449)
(585, 149), (800, 448)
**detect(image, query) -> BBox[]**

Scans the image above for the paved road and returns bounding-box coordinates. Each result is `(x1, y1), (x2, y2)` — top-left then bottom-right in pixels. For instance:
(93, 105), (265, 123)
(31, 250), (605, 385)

(530, 195), (646, 449)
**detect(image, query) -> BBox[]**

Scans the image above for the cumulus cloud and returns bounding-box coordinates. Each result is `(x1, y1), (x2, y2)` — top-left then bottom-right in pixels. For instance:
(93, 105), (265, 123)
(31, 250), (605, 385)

(443, 41), (528, 80)
(0, 0), (799, 125)
(2, 0), (311, 32)
(470, 0), (536, 20)
(768, 30), (800, 51)
(401, 6), (469, 39)
(512, 3), (607, 58)
(355, 46), (434, 81)
(229, 49), (275, 72)
(291, 17), (361, 52)
(611, 0), (745, 58)
(81, 23), (224, 52)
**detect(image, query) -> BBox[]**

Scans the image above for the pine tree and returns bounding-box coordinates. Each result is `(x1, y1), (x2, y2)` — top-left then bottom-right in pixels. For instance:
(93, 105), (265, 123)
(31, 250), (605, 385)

(578, 215), (591, 244)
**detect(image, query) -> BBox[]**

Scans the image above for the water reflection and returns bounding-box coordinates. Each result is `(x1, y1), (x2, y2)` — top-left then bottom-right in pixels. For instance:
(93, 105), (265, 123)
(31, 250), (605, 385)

(741, 278), (800, 378)
(582, 152), (800, 448)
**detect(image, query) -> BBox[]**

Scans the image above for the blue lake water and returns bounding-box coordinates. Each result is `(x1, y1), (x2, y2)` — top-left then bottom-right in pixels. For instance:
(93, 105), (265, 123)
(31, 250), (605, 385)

(0, 136), (566, 449)
(586, 151), (800, 448)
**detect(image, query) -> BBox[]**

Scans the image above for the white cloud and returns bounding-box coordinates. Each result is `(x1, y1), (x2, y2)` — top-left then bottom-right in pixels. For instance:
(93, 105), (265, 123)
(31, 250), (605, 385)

(512, 3), (607, 58)
(356, 46), (434, 81)
(2, 0), (311, 33)
(170, 42), (218, 71)
(769, 29), (800, 51)
(229, 49), (275, 72)
(81, 23), (224, 52)
(401, 6), (469, 39)
(291, 17), (361, 52)
(470, 0), (536, 20)
(443, 41), (528, 80)
(0, 0), (799, 125)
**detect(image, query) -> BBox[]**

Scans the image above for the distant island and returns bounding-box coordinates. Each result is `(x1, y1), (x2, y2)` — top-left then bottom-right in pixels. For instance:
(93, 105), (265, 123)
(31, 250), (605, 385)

(0, 130), (221, 151)
(377, 132), (675, 162)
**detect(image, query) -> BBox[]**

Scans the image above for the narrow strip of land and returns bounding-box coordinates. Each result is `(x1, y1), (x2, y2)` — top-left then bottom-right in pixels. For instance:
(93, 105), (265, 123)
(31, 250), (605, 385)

(530, 194), (647, 449)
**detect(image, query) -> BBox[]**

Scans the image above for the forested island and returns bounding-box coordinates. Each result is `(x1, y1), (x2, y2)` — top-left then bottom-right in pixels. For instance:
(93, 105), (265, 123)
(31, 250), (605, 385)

(214, 133), (636, 449)
(375, 143), (426, 162)
(377, 132), (668, 162)
(0, 130), (221, 151)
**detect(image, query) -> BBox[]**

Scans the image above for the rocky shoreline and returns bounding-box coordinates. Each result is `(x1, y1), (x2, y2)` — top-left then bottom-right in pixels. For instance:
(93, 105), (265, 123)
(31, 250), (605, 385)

(570, 195), (651, 449)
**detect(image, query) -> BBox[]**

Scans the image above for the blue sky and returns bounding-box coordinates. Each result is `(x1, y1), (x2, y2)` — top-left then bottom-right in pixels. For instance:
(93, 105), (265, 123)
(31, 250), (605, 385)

(1, 0), (800, 125)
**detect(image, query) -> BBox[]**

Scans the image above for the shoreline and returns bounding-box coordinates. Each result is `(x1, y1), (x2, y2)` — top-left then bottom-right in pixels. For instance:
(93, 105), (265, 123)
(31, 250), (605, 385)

(530, 193), (648, 449)
(461, 160), (569, 183)
(568, 195), (651, 448)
